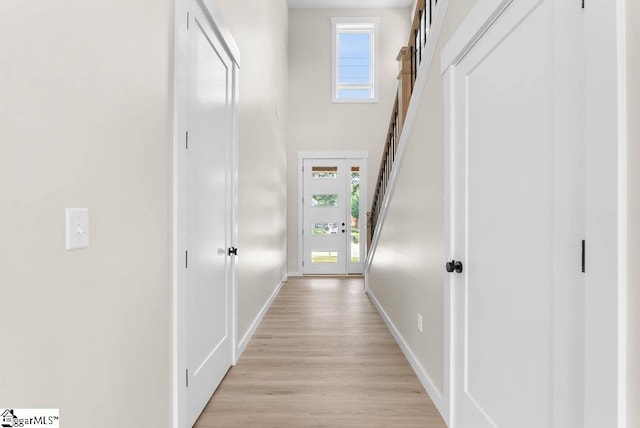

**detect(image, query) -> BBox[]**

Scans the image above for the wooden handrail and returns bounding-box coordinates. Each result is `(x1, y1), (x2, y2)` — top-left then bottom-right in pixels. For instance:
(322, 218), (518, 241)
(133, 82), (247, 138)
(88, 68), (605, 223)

(396, 46), (412, 130)
(367, 0), (439, 254)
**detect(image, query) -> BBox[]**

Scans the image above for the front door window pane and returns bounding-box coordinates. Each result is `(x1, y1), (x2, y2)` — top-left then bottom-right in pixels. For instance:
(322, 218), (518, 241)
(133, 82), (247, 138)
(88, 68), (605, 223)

(312, 194), (339, 207)
(312, 223), (340, 235)
(311, 251), (338, 263)
(311, 166), (338, 179)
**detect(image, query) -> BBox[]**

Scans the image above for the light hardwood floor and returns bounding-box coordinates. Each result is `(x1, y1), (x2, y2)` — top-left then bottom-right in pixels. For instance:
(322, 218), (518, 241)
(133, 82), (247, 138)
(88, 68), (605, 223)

(194, 276), (446, 427)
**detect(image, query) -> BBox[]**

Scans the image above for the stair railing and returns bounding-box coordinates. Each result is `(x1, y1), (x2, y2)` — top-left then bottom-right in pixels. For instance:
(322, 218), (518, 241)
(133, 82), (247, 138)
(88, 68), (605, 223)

(367, 0), (438, 252)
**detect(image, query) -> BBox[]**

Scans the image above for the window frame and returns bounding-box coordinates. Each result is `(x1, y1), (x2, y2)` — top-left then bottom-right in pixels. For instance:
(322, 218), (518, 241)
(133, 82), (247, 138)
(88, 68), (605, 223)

(331, 17), (380, 103)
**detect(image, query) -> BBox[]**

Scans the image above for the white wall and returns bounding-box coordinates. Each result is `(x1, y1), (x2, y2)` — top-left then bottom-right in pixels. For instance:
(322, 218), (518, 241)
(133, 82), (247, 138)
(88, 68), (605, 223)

(0, 1), (174, 427)
(216, 0), (289, 343)
(627, 0), (639, 424)
(287, 7), (410, 272)
(367, 0), (477, 404)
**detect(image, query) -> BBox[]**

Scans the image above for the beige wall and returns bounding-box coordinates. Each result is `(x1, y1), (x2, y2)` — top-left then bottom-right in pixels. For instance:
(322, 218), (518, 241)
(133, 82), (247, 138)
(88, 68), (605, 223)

(627, 0), (639, 424)
(287, 7), (410, 272)
(0, 0), (289, 424)
(367, 0), (477, 402)
(216, 0), (289, 341)
(0, 1), (173, 427)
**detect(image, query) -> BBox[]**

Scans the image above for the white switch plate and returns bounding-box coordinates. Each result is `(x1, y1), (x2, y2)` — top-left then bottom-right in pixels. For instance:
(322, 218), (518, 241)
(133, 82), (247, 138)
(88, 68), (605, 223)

(66, 208), (89, 250)
(417, 313), (423, 333)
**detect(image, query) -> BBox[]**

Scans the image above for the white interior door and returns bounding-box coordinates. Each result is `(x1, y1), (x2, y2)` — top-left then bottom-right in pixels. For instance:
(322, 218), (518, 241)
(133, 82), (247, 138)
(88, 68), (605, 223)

(184, 4), (234, 426)
(447, 0), (585, 426)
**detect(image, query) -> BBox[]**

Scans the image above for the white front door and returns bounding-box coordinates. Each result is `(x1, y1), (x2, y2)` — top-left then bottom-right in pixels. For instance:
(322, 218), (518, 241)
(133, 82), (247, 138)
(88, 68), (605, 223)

(302, 158), (366, 274)
(182, 3), (235, 425)
(446, 0), (585, 426)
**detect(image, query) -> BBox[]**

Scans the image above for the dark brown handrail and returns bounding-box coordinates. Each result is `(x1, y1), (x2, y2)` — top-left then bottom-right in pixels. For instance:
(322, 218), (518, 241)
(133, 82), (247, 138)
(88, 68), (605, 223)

(367, 0), (438, 253)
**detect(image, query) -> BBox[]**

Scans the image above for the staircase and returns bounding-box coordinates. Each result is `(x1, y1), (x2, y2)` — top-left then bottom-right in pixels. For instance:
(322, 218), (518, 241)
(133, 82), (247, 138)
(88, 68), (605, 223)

(367, 0), (440, 252)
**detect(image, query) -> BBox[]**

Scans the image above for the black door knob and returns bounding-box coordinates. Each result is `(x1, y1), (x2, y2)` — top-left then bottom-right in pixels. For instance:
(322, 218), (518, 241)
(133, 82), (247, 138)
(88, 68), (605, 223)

(228, 247), (238, 256)
(446, 260), (463, 273)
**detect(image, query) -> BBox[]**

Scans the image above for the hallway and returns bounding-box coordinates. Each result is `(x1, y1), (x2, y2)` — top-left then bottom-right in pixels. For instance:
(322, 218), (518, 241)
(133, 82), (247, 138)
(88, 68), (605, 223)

(194, 276), (446, 427)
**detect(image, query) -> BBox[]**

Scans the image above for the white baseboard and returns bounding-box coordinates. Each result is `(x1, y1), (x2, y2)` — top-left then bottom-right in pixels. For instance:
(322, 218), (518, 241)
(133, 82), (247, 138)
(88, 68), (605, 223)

(366, 287), (449, 425)
(287, 271), (303, 277)
(236, 273), (287, 357)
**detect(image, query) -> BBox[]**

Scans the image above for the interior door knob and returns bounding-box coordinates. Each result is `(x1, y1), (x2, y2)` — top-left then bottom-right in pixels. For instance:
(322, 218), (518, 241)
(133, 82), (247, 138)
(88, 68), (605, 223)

(228, 247), (238, 256)
(446, 260), (463, 273)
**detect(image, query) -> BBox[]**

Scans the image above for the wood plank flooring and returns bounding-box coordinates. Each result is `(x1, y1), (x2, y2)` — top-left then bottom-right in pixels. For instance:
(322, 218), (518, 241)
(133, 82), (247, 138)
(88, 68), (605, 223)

(194, 276), (446, 427)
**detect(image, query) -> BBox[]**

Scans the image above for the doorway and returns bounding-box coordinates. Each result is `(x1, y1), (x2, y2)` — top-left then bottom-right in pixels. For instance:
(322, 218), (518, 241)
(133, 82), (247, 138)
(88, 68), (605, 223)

(299, 153), (367, 275)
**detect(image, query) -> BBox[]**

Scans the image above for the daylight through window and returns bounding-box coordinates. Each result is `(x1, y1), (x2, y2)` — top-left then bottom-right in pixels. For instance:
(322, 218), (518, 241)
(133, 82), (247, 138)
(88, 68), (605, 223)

(332, 18), (379, 102)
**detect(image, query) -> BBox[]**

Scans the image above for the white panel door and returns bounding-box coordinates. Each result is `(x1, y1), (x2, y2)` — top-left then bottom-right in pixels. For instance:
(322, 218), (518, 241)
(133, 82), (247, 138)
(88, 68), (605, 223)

(448, 0), (585, 426)
(185, 5), (233, 426)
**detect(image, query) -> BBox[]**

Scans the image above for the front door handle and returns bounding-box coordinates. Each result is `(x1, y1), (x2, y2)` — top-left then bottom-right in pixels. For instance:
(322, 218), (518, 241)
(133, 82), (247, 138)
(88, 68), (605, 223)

(228, 247), (238, 256)
(446, 260), (463, 273)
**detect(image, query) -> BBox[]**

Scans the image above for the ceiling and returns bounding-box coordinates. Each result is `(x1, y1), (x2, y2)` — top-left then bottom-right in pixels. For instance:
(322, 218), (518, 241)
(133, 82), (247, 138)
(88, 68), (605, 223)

(288, 0), (414, 9)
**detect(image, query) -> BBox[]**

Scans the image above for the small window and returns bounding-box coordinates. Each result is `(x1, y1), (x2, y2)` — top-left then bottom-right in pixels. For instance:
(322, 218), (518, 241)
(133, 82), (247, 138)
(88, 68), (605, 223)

(332, 18), (379, 103)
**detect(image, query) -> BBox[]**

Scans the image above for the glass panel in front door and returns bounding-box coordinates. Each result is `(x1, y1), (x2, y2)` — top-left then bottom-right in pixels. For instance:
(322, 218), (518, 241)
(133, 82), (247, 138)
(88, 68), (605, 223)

(311, 166), (338, 179)
(311, 194), (339, 207)
(312, 222), (340, 235)
(311, 251), (339, 263)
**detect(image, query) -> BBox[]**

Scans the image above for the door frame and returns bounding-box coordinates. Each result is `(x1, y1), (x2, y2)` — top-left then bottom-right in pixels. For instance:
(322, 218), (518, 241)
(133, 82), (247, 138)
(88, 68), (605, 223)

(297, 151), (368, 275)
(173, 1), (240, 427)
(441, 0), (627, 426)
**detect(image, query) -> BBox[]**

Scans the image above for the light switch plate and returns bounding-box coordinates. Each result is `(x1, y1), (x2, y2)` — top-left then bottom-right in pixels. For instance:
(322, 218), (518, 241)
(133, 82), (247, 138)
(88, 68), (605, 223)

(66, 208), (89, 250)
